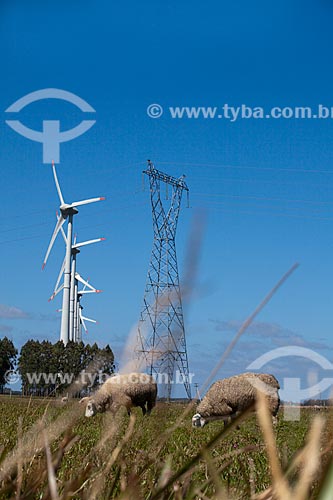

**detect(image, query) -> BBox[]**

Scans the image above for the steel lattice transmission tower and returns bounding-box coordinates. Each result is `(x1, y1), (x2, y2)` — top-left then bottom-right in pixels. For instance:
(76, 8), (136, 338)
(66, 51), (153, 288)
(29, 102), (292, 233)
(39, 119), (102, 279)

(135, 160), (191, 400)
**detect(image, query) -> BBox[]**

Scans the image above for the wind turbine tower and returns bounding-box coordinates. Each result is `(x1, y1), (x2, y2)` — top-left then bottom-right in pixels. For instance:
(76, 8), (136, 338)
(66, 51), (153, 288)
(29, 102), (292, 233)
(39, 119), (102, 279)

(135, 160), (191, 400)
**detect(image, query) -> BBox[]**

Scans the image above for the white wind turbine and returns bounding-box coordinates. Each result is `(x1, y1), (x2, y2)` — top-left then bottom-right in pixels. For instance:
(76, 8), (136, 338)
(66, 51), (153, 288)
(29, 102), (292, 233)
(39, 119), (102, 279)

(73, 272), (101, 341)
(55, 275), (100, 342)
(76, 281), (99, 341)
(78, 308), (98, 340)
(43, 161), (105, 344)
(56, 215), (104, 341)
(48, 227), (104, 341)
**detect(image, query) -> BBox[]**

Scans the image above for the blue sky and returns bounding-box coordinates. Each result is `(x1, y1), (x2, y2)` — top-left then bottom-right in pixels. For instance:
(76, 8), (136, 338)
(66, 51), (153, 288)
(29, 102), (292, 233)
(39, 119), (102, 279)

(1, 0), (333, 398)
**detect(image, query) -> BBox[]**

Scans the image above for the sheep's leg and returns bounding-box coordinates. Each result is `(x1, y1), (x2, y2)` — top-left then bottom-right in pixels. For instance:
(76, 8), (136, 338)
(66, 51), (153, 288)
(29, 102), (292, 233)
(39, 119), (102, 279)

(223, 416), (232, 428)
(222, 413), (239, 429)
(140, 404), (147, 416)
(147, 397), (155, 415)
(123, 400), (132, 417)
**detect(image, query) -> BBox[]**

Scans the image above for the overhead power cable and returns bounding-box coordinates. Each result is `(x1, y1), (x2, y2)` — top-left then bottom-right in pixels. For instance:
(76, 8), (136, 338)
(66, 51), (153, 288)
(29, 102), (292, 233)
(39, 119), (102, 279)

(157, 160), (333, 175)
(199, 206), (333, 222)
(192, 192), (333, 205)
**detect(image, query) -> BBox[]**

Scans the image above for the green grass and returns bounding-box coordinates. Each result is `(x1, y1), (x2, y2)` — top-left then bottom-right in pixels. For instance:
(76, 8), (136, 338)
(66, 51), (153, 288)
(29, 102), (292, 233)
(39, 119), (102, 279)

(0, 396), (332, 499)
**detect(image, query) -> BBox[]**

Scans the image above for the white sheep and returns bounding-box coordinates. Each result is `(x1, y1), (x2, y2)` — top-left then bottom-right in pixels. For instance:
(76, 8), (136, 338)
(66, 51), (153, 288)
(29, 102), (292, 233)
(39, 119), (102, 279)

(192, 372), (280, 428)
(79, 372), (157, 417)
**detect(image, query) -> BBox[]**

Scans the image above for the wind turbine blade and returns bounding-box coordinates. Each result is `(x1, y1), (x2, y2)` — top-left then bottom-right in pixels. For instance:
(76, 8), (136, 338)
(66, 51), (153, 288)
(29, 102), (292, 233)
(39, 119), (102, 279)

(79, 310), (88, 334)
(52, 161), (65, 206)
(73, 237), (105, 249)
(48, 283), (64, 302)
(42, 214), (65, 269)
(75, 273), (96, 291)
(56, 211), (67, 244)
(70, 196), (105, 208)
(82, 276), (89, 292)
(81, 315), (97, 324)
(51, 256), (66, 298)
(79, 289), (102, 295)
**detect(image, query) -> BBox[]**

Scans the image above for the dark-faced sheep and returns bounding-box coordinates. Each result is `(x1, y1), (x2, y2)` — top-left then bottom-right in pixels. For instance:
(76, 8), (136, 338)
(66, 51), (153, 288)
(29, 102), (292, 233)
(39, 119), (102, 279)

(79, 372), (157, 417)
(192, 372), (280, 428)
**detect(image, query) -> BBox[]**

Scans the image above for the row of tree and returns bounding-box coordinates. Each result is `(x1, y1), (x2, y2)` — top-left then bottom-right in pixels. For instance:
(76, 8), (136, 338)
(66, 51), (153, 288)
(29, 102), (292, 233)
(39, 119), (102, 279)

(0, 337), (115, 396)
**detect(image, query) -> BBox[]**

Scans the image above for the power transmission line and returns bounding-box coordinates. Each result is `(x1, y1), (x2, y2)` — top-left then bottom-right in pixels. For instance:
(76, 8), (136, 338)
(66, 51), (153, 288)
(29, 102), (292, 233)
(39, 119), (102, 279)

(192, 192), (333, 205)
(200, 206), (333, 222)
(157, 160), (333, 175)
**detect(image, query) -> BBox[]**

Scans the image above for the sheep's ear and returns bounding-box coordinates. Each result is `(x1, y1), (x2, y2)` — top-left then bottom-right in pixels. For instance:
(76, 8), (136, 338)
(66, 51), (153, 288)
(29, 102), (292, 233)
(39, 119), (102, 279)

(79, 397), (89, 405)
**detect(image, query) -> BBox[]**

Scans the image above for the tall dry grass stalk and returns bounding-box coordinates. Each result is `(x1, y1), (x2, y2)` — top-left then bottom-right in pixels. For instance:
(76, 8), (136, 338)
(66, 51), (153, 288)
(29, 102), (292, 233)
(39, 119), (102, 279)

(255, 391), (327, 500)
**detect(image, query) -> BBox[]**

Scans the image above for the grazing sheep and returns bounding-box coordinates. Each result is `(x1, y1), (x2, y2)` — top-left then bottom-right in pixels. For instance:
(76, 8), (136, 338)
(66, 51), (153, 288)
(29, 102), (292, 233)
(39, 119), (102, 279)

(79, 372), (157, 418)
(192, 372), (280, 428)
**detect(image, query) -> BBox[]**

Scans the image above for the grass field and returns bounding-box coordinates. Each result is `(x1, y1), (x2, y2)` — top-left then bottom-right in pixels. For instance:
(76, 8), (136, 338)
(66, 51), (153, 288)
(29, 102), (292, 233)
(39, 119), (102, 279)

(0, 396), (332, 499)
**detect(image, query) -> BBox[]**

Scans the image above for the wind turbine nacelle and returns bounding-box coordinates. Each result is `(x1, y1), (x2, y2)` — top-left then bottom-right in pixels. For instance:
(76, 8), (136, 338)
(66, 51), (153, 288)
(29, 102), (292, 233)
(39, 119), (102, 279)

(60, 204), (79, 215)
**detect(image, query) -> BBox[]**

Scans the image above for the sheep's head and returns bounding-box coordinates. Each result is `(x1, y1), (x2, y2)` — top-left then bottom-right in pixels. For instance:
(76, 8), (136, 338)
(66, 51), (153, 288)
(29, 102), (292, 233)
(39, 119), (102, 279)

(192, 413), (206, 428)
(79, 397), (105, 417)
